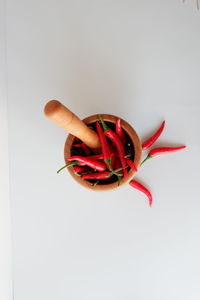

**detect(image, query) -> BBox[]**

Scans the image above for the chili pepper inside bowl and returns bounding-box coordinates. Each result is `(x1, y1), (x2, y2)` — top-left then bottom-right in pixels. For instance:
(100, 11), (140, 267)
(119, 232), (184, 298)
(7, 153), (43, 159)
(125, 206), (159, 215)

(44, 101), (142, 191)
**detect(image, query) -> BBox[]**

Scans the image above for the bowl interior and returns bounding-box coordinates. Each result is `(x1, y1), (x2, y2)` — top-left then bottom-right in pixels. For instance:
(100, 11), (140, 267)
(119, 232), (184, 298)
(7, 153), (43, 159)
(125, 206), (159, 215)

(64, 114), (142, 191)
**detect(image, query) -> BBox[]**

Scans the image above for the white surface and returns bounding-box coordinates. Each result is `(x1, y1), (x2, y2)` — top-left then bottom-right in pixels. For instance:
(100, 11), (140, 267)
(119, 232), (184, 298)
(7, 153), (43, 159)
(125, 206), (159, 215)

(0, 0), (12, 299)
(6, 1), (200, 299)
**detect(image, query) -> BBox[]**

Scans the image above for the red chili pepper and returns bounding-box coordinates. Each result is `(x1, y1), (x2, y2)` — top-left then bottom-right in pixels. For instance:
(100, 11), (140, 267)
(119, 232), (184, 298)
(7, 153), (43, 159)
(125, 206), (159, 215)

(116, 118), (126, 143)
(96, 121), (113, 170)
(89, 151), (116, 166)
(129, 179), (152, 207)
(112, 157), (122, 185)
(114, 157), (121, 170)
(105, 130), (128, 177)
(81, 143), (91, 156)
(73, 143), (91, 156)
(125, 157), (138, 172)
(73, 165), (91, 173)
(142, 121), (165, 150)
(82, 171), (112, 180)
(141, 145), (186, 165)
(65, 160), (86, 166)
(99, 115), (128, 178)
(73, 143), (83, 147)
(67, 156), (107, 172)
(71, 153), (108, 162)
(110, 152), (116, 170)
(86, 153), (104, 160)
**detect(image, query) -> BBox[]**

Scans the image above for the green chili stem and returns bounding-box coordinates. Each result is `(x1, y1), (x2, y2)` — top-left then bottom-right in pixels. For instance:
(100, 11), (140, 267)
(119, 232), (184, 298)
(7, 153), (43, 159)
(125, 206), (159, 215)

(98, 114), (109, 131)
(112, 171), (123, 176)
(118, 175), (122, 186)
(114, 165), (129, 173)
(92, 180), (99, 186)
(124, 153), (132, 158)
(74, 172), (82, 176)
(105, 158), (113, 171)
(57, 162), (77, 174)
(57, 165), (68, 174)
(140, 154), (151, 166)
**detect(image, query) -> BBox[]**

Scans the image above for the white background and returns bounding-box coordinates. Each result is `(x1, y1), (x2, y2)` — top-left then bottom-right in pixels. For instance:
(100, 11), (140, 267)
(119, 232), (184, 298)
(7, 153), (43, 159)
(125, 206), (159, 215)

(0, 0), (12, 299)
(4, 0), (200, 299)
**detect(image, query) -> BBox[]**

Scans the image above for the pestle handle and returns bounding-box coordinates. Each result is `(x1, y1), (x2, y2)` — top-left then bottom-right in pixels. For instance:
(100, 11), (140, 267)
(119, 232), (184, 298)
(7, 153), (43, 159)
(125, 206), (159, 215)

(44, 100), (100, 149)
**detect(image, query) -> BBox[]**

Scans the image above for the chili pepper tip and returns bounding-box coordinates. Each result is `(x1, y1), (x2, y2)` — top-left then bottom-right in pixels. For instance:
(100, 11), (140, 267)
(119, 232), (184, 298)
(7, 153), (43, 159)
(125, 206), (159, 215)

(142, 120), (166, 150)
(129, 179), (153, 207)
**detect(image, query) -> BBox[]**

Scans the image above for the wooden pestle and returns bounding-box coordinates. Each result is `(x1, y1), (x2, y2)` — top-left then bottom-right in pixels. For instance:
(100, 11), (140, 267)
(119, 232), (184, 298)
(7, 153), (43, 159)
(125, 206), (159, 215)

(44, 100), (101, 149)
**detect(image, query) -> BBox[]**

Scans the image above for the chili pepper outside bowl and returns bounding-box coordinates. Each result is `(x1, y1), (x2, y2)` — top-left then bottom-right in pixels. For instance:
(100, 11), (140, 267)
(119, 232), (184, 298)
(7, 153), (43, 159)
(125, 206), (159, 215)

(64, 114), (142, 191)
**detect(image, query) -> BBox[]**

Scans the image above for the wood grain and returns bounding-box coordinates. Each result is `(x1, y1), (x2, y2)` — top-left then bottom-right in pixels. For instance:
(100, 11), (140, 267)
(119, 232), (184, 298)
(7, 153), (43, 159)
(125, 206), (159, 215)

(44, 100), (100, 149)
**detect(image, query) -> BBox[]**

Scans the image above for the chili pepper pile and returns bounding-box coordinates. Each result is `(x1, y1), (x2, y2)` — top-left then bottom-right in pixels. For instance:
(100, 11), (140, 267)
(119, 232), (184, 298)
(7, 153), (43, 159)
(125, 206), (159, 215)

(57, 115), (136, 185)
(57, 116), (186, 207)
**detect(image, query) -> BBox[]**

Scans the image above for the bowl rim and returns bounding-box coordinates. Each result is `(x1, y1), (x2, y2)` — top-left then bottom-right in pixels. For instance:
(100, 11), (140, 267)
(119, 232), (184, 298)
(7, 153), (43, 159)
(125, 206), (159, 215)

(64, 114), (142, 191)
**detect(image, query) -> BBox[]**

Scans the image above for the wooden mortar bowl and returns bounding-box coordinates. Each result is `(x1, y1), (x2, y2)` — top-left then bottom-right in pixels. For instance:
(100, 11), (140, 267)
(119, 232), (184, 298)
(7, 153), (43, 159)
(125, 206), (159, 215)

(64, 114), (142, 191)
